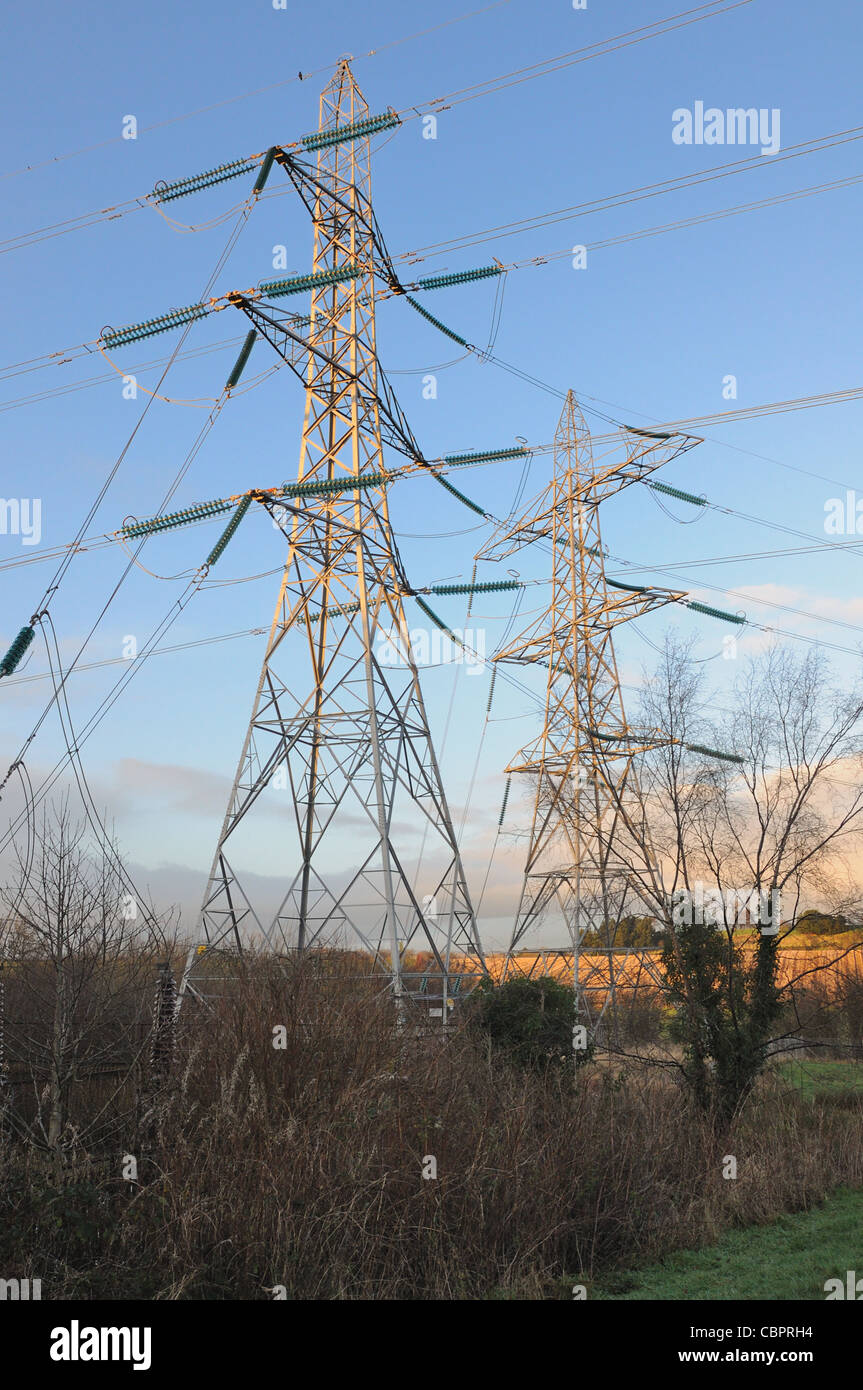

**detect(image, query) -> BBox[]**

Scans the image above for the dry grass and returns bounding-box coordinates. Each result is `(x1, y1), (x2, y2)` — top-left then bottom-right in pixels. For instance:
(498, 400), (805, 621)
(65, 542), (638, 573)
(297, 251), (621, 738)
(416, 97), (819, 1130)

(0, 954), (861, 1300)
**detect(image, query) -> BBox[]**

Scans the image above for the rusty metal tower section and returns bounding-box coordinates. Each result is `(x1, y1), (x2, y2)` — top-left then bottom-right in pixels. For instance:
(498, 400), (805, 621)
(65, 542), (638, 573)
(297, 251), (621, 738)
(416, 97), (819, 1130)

(186, 62), (485, 1009)
(481, 392), (699, 1020)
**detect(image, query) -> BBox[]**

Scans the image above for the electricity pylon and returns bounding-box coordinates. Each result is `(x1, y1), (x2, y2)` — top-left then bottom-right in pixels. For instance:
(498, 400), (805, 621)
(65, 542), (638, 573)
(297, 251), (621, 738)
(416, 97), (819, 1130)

(480, 391), (700, 1028)
(183, 62), (485, 1012)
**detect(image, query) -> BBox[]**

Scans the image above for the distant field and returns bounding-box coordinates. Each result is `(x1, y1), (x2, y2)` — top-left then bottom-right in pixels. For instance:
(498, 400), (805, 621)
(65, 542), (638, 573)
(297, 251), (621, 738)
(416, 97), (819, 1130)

(774, 1059), (863, 1101)
(476, 945), (863, 991)
(587, 1188), (863, 1301)
(783, 930), (863, 949)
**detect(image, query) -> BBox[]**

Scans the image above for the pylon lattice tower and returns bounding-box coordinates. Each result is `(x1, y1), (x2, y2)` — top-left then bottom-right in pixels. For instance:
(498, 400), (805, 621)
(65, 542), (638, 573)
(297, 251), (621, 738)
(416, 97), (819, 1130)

(480, 391), (699, 1027)
(185, 63), (485, 1010)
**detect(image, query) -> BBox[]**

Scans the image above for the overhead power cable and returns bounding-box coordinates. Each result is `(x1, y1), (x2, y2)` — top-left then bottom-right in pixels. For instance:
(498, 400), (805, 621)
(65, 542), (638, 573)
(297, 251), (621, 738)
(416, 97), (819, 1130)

(0, 569), (214, 857)
(395, 125), (863, 264)
(485, 173), (863, 278)
(0, 0), (515, 182)
(1, 374), (862, 582)
(0, 195), (259, 852)
(4, 119), (861, 390)
(0, 0), (762, 261)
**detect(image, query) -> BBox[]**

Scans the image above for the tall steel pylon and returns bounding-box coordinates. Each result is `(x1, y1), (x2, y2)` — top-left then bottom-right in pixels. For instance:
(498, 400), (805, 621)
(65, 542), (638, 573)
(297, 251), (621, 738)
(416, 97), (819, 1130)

(183, 62), (485, 1010)
(480, 391), (700, 1027)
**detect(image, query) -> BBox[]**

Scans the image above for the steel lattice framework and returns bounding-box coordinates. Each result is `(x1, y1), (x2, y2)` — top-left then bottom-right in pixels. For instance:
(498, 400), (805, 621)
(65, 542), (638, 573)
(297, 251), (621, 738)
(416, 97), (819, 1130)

(480, 391), (700, 1027)
(183, 62), (486, 1012)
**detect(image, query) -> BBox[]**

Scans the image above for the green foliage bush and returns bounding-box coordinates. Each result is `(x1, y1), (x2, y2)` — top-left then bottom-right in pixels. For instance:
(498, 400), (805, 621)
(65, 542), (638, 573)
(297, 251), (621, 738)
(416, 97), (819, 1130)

(795, 910), (852, 937)
(581, 915), (659, 949)
(465, 975), (593, 1068)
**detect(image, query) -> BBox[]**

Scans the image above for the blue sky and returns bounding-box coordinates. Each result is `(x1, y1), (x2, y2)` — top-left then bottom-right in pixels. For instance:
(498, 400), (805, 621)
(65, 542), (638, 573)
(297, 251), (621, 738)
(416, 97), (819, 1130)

(1, 0), (861, 945)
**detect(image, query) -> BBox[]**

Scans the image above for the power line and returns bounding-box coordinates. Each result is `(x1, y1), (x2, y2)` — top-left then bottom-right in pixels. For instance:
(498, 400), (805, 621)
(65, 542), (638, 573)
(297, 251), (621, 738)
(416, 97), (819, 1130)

(496, 172), (863, 275)
(0, 623), (269, 688)
(4, 119), (860, 392)
(0, 1), (762, 262)
(0, 381), (860, 580)
(606, 553), (863, 656)
(396, 126), (863, 263)
(0, 571), (212, 857)
(0, 335), (249, 414)
(7, 161), (861, 404)
(4, 548), (860, 699)
(38, 610), (164, 931)
(31, 205), (255, 617)
(473, 345), (863, 492)
(0, 0), (516, 182)
(405, 0), (754, 120)
(628, 538), (863, 572)
(0, 199), (259, 848)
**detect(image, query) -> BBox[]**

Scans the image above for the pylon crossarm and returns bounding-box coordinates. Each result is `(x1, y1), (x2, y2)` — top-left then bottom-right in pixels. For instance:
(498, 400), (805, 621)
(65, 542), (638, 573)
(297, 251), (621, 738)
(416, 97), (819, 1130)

(475, 493), (557, 561)
(602, 585), (688, 625)
(581, 429), (702, 505)
(590, 726), (745, 764)
(503, 590), (685, 638)
(273, 149), (404, 293)
(494, 636), (570, 670)
(475, 433), (699, 561)
(234, 296), (423, 462)
(226, 294), (311, 369)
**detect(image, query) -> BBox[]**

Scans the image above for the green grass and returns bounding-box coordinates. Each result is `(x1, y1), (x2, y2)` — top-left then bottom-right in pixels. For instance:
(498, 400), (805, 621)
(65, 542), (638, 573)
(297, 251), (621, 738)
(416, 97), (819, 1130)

(587, 1188), (863, 1300)
(775, 1059), (863, 1100)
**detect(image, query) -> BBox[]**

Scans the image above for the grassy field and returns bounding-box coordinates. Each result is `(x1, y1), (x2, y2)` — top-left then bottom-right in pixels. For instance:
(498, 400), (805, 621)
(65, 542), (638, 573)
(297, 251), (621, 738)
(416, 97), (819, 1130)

(587, 1188), (863, 1300)
(775, 1059), (863, 1101)
(582, 1063), (863, 1300)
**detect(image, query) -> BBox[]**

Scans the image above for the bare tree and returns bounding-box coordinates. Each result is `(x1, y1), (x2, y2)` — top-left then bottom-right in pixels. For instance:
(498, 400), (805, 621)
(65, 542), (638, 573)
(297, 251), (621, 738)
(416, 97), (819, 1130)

(0, 799), (174, 1169)
(585, 638), (863, 1124)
